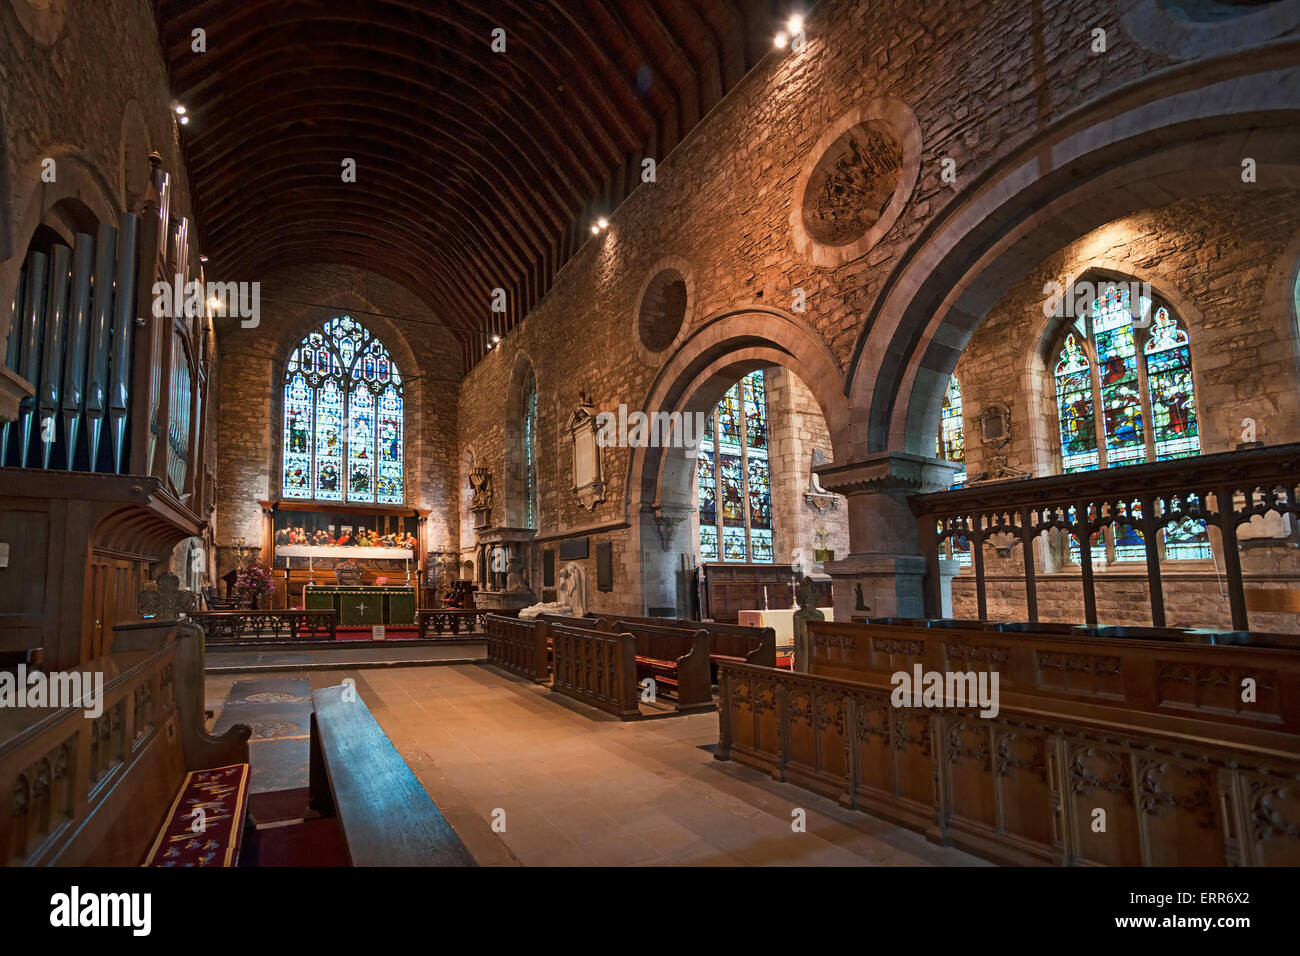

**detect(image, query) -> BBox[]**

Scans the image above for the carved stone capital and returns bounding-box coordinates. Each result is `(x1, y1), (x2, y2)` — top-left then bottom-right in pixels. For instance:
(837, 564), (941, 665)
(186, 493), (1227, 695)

(651, 505), (690, 551)
(814, 452), (957, 497)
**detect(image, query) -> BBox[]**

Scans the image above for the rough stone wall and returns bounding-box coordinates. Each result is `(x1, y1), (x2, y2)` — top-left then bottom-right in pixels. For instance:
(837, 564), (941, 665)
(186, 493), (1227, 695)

(0, 0), (198, 289)
(212, 264), (461, 582)
(454, 0), (1192, 613)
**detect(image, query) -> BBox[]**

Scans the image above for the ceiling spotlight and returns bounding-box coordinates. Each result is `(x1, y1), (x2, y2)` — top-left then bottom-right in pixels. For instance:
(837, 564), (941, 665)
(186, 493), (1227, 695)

(174, 105), (186, 115)
(199, 255), (208, 263)
(492, 334), (501, 343)
(788, 14), (804, 33)
(591, 224), (600, 234)
(597, 217), (609, 229)
(179, 115), (190, 125)
(774, 32), (788, 49)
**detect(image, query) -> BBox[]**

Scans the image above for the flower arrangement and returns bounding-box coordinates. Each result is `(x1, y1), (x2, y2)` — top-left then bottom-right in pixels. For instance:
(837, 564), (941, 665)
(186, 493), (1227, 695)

(233, 558), (275, 609)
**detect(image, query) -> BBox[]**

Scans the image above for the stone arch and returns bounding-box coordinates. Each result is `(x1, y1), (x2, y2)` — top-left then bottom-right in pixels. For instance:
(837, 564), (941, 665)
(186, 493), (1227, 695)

(502, 350), (539, 529)
(0, 149), (121, 364)
(625, 304), (848, 613)
(843, 47), (1300, 460)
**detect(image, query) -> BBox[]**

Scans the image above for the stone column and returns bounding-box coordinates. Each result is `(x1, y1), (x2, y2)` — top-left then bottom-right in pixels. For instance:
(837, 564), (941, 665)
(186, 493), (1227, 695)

(815, 452), (959, 622)
(639, 504), (693, 616)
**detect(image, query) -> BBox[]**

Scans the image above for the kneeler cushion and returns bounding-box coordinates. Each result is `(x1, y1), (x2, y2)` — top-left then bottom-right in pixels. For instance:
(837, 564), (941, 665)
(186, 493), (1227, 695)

(143, 763), (251, 867)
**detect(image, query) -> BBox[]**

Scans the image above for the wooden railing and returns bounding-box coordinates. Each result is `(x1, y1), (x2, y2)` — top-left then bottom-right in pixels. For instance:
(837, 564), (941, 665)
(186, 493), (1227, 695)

(910, 442), (1300, 630)
(417, 608), (489, 638)
(716, 619), (1300, 866)
(549, 622), (640, 720)
(484, 614), (549, 683)
(192, 609), (337, 642)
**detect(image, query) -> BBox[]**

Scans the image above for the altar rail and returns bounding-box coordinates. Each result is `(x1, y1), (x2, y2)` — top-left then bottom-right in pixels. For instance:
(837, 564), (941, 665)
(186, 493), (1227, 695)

(418, 608), (489, 638)
(716, 619), (1300, 866)
(910, 442), (1300, 630)
(193, 609), (337, 643)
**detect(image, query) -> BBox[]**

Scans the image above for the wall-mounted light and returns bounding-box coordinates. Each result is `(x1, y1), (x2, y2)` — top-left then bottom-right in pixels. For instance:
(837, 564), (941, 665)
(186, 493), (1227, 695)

(174, 105), (187, 115)
(199, 255), (208, 263)
(492, 334), (500, 344)
(788, 14), (804, 33)
(774, 31), (788, 48)
(179, 115), (190, 126)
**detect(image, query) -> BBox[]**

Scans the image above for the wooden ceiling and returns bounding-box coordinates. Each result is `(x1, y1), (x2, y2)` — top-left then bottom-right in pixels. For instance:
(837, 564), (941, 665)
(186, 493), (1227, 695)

(154, 0), (790, 368)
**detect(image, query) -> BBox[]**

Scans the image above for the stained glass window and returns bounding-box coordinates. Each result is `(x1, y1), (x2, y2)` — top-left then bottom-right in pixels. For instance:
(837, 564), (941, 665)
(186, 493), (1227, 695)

(935, 375), (970, 566)
(281, 315), (404, 503)
(1051, 283), (1207, 561)
(696, 370), (773, 563)
(523, 369), (538, 529)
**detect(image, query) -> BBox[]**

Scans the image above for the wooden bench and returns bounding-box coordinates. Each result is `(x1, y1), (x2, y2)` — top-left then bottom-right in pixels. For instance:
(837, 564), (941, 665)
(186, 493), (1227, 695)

(610, 620), (713, 712)
(485, 613), (550, 682)
(0, 620), (252, 866)
(309, 684), (475, 866)
(548, 622), (640, 720)
(593, 614), (777, 679)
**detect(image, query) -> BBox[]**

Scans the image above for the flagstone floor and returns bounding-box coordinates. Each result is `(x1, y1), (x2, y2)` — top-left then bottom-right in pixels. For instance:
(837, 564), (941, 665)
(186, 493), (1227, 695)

(206, 663), (989, 867)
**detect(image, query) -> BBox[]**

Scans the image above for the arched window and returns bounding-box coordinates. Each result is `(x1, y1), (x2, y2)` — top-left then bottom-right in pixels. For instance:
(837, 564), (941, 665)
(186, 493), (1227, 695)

(935, 374), (971, 566)
(936, 374), (966, 487)
(522, 369), (538, 529)
(1051, 284), (1207, 560)
(282, 315), (404, 504)
(697, 370), (773, 563)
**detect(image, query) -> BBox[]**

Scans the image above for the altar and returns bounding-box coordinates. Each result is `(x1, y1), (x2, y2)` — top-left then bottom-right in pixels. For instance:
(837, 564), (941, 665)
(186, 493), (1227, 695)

(737, 606), (835, 668)
(304, 585), (416, 627)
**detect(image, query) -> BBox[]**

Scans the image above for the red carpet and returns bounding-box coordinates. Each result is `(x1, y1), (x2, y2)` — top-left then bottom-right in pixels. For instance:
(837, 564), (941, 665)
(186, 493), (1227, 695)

(243, 787), (348, 866)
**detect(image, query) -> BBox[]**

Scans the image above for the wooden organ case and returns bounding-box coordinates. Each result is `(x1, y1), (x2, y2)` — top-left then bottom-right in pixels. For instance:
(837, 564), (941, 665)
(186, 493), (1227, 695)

(0, 154), (216, 670)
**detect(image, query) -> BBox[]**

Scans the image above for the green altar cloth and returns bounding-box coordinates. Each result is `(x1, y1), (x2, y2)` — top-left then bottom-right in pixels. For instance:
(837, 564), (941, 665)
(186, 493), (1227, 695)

(304, 585), (416, 626)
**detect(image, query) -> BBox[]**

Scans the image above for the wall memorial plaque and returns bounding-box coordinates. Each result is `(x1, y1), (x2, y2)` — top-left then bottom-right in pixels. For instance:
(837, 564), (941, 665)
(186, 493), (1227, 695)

(596, 541), (613, 592)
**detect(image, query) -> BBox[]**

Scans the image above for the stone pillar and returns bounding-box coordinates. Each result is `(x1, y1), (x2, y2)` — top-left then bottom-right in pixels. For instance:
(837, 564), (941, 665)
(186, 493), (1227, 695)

(639, 504), (693, 616)
(815, 452), (959, 622)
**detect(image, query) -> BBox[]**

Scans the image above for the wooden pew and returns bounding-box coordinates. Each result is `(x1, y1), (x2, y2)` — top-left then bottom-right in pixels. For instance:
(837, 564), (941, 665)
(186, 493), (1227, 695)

(588, 614), (777, 677)
(716, 618), (1300, 866)
(549, 621), (640, 720)
(610, 620), (713, 713)
(308, 684), (475, 867)
(0, 620), (252, 865)
(484, 613), (550, 683)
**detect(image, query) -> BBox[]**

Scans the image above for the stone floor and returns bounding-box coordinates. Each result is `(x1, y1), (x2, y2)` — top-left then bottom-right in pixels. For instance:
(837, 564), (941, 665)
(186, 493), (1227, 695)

(206, 662), (989, 867)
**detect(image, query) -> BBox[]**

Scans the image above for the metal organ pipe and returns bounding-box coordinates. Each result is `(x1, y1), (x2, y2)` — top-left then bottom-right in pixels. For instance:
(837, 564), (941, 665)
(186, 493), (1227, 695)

(38, 244), (72, 470)
(16, 250), (48, 469)
(62, 233), (95, 471)
(84, 222), (118, 473)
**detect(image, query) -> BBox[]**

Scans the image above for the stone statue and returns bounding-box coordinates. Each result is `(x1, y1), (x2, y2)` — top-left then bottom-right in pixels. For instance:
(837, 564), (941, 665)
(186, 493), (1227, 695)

(519, 561), (588, 620)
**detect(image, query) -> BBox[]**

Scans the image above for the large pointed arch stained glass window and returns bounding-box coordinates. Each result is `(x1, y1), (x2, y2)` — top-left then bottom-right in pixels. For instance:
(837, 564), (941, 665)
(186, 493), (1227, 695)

(696, 370), (773, 563)
(282, 315), (404, 504)
(1050, 284), (1206, 561)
